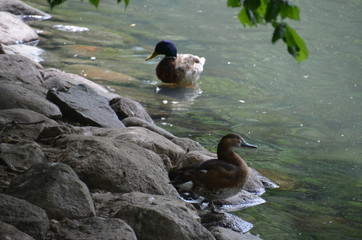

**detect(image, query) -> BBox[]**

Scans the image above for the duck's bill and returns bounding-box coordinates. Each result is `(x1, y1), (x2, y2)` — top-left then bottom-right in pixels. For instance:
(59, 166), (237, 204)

(145, 52), (158, 61)
(240, 139), (257, 148)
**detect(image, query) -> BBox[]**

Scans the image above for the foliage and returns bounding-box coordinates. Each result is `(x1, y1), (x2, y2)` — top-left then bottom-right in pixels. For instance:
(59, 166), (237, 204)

(47, 0), (308, 62)
(228, 0), (308, 62)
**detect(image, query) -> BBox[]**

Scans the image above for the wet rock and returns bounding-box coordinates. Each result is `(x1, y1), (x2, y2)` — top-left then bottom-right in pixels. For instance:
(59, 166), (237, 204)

(6, 163), (95, 220)
(0, 108), (59, 142)
(52, 217), (137, 240)
(0, 193), (49, 239)
(0, 12), (38, 45)
(213, 190), (266, 212)
(0, 43), (5, 54)
(210, 227), (262, 240)
(122, 116), (175, 139)
(0, 220), (35, 240)
(114, 192), (215, 240)
(41, 68), (119, 100)
(110, 97), (154, 124)
(88, 127), (185, 161)
(2, 44), (44, 62)
(0, 81), (62, 119)
(201, 212), (253, 234)
(0, 0), (50, 18)
(172, 137), (208, 152)
(52, 134), (177, 196)
(0, 141), (44, 171)
(47, 84), (125, 128)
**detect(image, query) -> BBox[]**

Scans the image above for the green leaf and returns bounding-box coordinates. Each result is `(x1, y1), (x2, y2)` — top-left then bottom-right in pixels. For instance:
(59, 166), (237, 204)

(227, 0), (241, 8)
(244, 0), (261, 10)
(265, 0), (280, 22)
(272, 23), (286, 43)
(280, 3), (300, 20)
(47, 0), (67, 9)
(238, 8), (255, 27)
(284, 25), (309, 62)
(88, 0), (99, 7)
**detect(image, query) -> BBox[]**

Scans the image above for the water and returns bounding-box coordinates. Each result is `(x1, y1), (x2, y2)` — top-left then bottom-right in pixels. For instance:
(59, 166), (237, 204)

(24, 0), (362, 239)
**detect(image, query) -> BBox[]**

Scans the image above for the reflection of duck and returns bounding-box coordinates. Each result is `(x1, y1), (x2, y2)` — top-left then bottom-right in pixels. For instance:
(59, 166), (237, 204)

(169, 134), (257, 213)
(146, 40), (205, 86)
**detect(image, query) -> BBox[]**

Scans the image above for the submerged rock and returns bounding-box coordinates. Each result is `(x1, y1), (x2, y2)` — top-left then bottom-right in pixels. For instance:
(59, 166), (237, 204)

(47, 84), (125, 128)
(53, 217), (137, 240)
(114, 191), (216, 240)
(0, 193), (49, 240)
(6, 163), (96, 220)
(0, 220), (35, 240)
(0, 12), (38, 45)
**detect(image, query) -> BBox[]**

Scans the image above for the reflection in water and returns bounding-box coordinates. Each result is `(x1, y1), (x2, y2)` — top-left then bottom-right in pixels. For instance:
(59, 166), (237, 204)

(155, 84), (202, 101)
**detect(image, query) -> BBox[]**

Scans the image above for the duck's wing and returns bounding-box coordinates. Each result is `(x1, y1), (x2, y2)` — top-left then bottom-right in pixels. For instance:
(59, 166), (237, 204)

(175, 54), (205, 85)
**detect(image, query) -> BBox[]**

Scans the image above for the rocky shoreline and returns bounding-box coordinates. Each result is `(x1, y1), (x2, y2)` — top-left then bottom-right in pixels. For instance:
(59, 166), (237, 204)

(0, 1), (278, 239)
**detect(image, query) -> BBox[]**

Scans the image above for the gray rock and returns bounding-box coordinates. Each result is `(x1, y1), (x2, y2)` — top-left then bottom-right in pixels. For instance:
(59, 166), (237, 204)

(88, 127), (185, 161)
(2, 44), (44, 62)
(210, 227), (262, 240)
(0, 0), (49, 18)
(41, 68), (119, 100)
(52, 217), (137, 240)
(114, 192), (215, 240)
(0, 108), (59, 142)
(243, 168), (268, 195)
(0, 193), (49, 240)
(175, 149), (217, 168)
(0, 12), (38, 45)
(172, 137), (208, 152)
(6, 163), (95, 220)
(213, 190), (266, 212)
(52, 134), (177, 196)
(47, 84), (125, 128)
(0, 141), (44, 171)
(110, 96), (154, 124)
(123, 116), (175, 139)
(0, 81), (62, 119)
(0, 220), (35, 240)
(201, 212), (253, 234)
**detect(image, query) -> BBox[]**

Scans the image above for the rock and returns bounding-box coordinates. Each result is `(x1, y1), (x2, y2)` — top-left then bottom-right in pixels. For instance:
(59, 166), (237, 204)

(114, 192), (215, 240)
(0, 54), (44, 96)
(210, 227), (262, 240)
(0, 81), (62, 119)
(6, 163), (95, 220)
(0, 12), (38, 45)
(243, 168), (267, 195)
(175, 150), (217, 168)
(110, 97), (154, 124)
(201, 212), (253, 234)
(41, 68), (119, 100)
(88, 127), (185, 161)
(0, 141), (44, 171)
(0, 0), (50, 19)
(0, 109), (59, 142)
(2, 44), (44, 62)
(52, 134), (177, 196)
(47, 84), (125, 128)
(172, 137), (208, 152)
(0, 193), (49, 240)
(0, 43), (5, 54)
(52, 217), (137, 240)
(123, 116), (175, 139)
(213, 190), (266, 212)
(0, 221), (35, 240)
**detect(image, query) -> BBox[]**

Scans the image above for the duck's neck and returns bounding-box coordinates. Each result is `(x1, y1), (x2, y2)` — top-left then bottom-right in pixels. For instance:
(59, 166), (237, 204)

(217, 144), (246, 167)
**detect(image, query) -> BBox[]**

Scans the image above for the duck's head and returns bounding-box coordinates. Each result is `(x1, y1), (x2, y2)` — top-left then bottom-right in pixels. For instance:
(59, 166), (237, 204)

(217, 134), (257, 155)
(146, 40), (177, 61)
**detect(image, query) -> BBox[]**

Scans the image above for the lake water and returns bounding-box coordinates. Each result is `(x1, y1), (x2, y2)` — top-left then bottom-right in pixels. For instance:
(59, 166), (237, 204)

(25, 0), (362, 239)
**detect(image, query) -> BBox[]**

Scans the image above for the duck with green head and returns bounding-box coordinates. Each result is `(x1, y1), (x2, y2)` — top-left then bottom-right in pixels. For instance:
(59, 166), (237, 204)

(146, 40), (205, 86)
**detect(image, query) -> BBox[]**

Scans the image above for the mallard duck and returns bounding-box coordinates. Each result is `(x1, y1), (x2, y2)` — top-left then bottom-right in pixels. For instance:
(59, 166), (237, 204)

(169, 133), (257, 213)
(146, 40), (205, 86)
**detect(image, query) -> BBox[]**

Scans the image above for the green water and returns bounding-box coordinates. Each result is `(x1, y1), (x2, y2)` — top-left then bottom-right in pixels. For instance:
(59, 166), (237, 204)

(24, 0), (361, 239)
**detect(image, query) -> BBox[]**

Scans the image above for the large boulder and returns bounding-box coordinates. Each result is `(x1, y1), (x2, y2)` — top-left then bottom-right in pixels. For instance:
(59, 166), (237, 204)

(88, 127), (185, 161)
(0, 141), (44, 171)
(0, 81), (62, 119)
(52, 217), (137, 240)
(0, 11), (38, 45)
(0, 221), (35, 240)
(172, 137), (208, 152)
(0, 193), (49, 240)
(6, 163), (96, 220)
(122, 116), (175, 139)
(41, 68), (119, 100)
(110, 97), (154, 124)
(114, 192), (215, 240)
(47, 84), (125, 128)
(52, 134), (177, 196)
(0, 108), (59, 142)
(0, 0), (49, 18)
